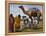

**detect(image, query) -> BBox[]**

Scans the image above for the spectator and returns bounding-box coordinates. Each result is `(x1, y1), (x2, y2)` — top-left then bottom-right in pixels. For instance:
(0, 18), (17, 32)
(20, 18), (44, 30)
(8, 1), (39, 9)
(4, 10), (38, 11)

(14, 14), (21, 32)
(9, 14), (14, 32)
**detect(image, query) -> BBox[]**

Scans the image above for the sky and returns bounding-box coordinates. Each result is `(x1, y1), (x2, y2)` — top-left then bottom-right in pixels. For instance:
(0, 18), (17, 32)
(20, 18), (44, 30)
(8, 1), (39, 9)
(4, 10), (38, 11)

(10, 4), (42, 17)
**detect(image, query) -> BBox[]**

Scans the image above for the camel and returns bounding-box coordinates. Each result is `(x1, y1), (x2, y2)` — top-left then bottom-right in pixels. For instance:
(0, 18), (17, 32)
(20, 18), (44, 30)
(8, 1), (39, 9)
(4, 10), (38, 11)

(19, 6), (41, 18)
(19, 6), (41, 28)
(19, 6), (32, 17)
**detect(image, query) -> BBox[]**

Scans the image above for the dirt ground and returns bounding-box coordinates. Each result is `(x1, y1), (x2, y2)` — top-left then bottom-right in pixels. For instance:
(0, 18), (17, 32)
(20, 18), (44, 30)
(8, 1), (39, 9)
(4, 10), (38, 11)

(15, 18), (44, 33)
(22, 20), (43, 32)
(15, 20), (43, 33)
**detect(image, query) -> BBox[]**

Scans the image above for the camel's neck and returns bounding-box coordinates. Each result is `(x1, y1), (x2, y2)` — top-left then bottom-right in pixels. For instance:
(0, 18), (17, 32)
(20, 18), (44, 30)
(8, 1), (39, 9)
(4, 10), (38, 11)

(19, 6), (25, 12)
(21, 8), (25, 12)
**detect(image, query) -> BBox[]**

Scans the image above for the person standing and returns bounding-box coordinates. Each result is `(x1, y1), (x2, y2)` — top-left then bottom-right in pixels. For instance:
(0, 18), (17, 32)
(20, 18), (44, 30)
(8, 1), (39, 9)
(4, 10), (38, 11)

(14, 15), (21, 32)
(9, 14), (14, 32)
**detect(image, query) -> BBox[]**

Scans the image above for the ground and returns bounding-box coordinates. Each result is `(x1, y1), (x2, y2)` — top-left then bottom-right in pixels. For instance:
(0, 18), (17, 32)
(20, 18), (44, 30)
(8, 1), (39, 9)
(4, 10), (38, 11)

(22, 21), (43, 32)
(15, 20), (43, 32)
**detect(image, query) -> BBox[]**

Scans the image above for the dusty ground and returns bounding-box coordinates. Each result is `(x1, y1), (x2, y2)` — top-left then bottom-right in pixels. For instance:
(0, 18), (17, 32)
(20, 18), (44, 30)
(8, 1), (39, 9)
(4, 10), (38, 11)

(15, 20), (43, 33)
(22, 21), (43, 32)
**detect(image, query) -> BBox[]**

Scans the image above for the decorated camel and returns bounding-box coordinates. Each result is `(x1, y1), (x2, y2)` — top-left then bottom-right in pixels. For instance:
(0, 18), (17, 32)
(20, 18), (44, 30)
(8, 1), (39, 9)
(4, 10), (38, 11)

(19, 6), (41, 20)
(19, 6), (42, 28)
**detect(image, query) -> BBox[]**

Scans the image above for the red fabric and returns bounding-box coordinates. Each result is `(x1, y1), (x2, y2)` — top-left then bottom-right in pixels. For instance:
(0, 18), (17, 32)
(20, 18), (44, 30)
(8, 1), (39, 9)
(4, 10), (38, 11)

(9, 17), (14, 32)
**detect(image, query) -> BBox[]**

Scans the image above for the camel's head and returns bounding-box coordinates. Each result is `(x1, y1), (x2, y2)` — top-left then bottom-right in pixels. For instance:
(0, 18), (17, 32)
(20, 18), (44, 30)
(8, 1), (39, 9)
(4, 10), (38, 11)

(19, 6), (25, 12)
(19, 6), (24, 9)
(19, 6), (23, 8)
